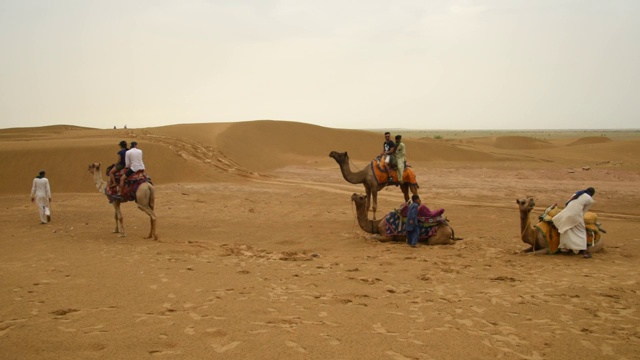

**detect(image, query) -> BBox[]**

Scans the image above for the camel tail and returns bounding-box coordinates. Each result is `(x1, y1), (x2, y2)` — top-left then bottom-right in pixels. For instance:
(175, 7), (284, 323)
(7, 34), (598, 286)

(450, 226), (463, 241)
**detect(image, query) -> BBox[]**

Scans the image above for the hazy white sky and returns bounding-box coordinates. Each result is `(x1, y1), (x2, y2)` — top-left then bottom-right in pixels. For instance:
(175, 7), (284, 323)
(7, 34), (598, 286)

(1, 0), (638, 130)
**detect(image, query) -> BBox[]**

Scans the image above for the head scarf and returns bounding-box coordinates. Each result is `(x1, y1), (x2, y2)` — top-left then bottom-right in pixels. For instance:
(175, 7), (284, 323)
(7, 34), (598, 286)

(565, 187), (595, 206)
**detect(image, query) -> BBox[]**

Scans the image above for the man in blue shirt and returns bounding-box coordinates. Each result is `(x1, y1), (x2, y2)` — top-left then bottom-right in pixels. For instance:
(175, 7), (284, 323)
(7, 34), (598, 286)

(406, 194), (422, 247)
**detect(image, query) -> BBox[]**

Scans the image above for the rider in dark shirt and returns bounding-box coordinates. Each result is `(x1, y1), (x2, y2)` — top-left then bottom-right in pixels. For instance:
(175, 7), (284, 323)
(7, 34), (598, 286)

(380, 131), (396, 166)
(109, 140), (128, 188)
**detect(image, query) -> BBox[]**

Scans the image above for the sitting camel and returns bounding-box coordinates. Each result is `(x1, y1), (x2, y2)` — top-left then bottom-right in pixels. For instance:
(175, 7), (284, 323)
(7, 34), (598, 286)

(516, 197), (604, 254)
(330, 151), (419, 220)
(351, 193), (461, 245)
(88, 163), (157, 240)
(516, 197), (547, 253)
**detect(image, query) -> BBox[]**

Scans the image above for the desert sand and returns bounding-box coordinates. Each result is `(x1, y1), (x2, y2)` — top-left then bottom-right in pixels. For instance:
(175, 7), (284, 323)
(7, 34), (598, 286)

(1, 121), (639, 359)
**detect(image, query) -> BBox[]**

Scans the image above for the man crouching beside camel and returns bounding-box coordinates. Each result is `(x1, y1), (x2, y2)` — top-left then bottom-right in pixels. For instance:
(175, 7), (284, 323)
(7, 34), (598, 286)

(517, 187), (604, 257)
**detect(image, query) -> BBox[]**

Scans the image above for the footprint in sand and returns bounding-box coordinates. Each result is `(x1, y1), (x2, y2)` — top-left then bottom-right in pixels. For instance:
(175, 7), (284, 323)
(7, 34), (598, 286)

(212, 341), (241, 353)
(373, 323), (398, 335)
(285, 340), (307, 353)
(320, 333), (340, 345)
(385, 350), (416, 360)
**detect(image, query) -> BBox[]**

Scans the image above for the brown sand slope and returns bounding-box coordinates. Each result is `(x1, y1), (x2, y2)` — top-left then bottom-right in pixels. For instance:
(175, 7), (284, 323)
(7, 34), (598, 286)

(1, 121), (640, 359)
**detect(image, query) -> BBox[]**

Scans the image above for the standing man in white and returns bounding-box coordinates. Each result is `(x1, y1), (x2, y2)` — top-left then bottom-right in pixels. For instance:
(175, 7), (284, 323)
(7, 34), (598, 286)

(31, 170), (52, 224)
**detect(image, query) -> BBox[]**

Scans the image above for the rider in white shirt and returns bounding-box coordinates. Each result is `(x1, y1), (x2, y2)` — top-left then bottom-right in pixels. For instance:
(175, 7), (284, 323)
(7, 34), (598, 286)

(118, 141), (145, 196)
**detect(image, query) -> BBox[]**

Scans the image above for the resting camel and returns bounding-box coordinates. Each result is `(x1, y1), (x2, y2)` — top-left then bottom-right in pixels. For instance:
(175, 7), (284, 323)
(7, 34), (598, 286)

(88, 162), (157, 240)
(516, 197), (547, 253)
(330, 151), (418, 220)
(351, 193), (460, 245)
(517, 197), (604, 254)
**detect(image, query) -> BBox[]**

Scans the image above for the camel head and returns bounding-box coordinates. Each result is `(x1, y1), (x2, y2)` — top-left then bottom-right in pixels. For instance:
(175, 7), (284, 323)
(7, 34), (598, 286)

(329, 151), (348, 164)
(516, 197), (535, 214)
(351, 193), (367, 209)
(88, 162), (101, 174)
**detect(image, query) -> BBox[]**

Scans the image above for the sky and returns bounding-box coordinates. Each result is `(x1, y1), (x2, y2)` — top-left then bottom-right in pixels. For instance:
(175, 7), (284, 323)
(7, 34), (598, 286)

(0, 0), (638, 130)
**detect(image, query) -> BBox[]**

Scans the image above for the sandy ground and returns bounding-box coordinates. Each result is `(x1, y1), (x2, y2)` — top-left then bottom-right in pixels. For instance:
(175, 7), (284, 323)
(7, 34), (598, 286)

(1, 121), (640, 359)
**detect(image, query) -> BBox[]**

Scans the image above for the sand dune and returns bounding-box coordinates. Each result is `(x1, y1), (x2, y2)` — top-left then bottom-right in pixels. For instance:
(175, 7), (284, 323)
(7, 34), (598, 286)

(1, 121), (640, 359)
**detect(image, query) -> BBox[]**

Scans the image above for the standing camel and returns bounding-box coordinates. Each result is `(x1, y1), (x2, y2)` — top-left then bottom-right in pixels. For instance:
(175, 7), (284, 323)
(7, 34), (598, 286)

(330, 151), (418, 219)
(351, 193), (460, 245)
(88, 163), (157, 240)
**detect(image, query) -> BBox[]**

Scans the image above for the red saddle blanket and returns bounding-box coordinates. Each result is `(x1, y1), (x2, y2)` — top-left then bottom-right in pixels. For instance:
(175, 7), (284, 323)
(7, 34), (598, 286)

(383, 207), (447, 239)
(370, 159), (417, 186)
(105, 167), (151, 203)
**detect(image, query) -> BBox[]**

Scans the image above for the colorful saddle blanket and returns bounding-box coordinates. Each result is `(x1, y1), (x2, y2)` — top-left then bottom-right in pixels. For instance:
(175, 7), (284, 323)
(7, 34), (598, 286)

(534, 206), (604, 254)
(104, 165), (152, 203)
(370, 158), (417, 186)
(383, 207), (446, 240)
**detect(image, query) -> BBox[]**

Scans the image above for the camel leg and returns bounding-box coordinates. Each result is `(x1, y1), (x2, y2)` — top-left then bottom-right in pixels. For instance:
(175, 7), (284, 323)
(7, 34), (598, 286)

(426, 225), (456, 245)
(523, 247), (549, 255)
(136, 184), (157, 240)
(113, 202), (126, 237)
(365, 187), (377, 220)
(401, 184), (410, 202)
(137, 205), (157, 240)
(370, 188), (378, 220)
(450, 226), (464, 240)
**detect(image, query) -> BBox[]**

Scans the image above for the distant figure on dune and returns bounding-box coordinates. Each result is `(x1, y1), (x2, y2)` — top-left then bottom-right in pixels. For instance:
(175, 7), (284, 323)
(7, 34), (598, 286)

(31, 170), (51, 224)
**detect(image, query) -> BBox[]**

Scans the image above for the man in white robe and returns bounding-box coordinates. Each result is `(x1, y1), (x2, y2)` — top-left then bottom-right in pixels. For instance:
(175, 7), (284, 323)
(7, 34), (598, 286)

(31, 170), (52, 224)
(552, 188), (595, 258)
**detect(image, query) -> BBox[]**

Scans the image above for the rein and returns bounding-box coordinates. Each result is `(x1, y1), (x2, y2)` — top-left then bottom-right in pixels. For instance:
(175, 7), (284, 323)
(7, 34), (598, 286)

(521, 212), (536, 255)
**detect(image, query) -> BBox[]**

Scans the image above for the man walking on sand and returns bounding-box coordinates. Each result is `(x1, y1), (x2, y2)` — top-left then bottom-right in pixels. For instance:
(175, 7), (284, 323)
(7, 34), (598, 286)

(31, 170), (52, 224)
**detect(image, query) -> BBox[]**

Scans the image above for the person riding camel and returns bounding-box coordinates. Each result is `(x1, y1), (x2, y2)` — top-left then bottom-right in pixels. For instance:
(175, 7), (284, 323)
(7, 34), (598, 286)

(393, 135), (405, 184)
(380, 132), (396, 168)
(108, 140), (128, 188)
(118, 141), (145, 197)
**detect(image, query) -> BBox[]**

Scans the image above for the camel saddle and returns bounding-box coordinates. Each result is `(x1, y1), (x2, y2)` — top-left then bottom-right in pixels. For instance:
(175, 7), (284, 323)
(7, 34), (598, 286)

(534, 205), (605, 254)
(104, 165), (152, 203)
(370, 158), (417, 186)
(383, 203), (447, 240)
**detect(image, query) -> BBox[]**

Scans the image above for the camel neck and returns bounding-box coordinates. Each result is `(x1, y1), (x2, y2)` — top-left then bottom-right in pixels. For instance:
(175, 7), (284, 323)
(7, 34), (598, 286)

(355, 204), (381, 234)
(338, 159), (368, 184)
(93, 170), (107, 193)
(519, 211), (533, 239)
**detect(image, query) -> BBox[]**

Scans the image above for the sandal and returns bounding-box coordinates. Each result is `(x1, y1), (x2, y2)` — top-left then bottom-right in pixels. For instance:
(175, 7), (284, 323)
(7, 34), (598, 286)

(583, 251), (592, 259)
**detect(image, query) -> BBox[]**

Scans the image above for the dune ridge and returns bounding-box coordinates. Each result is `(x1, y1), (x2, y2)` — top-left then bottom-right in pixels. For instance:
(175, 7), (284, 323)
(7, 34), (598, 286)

(4, 120), (638, 194)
